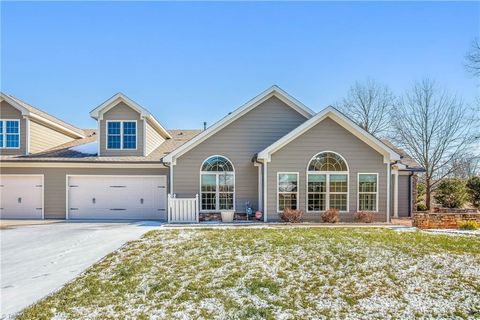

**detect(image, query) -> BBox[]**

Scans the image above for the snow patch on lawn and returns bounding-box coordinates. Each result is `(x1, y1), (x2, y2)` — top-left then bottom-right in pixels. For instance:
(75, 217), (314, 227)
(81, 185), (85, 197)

(39, 229), (480, 320)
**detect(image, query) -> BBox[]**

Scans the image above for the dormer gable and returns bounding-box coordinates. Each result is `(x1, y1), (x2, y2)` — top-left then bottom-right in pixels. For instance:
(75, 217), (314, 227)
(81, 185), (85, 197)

(90, 93), (171, 157)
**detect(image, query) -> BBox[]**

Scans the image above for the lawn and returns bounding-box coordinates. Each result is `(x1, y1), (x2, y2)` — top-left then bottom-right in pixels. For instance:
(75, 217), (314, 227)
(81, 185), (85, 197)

(18, 227), (480, 319)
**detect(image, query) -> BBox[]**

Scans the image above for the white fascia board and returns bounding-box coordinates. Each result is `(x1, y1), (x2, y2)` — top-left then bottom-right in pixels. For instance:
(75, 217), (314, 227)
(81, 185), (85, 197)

(163, 85), (316, 164)
(145, 115), (172, 139)
(0, 93), (30, 116)
(257, 106), (401, 163)
(28, 113), (86, 138)
(1, 93), (85, 139)
(90, 93), (150, 120)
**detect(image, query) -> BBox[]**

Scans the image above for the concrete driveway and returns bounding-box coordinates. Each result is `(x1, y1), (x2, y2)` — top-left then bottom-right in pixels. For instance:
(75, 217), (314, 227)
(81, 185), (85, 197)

(0, 221), (163, 318)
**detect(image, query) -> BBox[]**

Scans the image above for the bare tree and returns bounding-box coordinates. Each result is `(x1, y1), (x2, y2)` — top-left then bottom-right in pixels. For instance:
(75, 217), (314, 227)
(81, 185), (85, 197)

(446, 153), (480, 179)
(391, 79), (478, 210)
(337, 79), (395, 137)
(465, 38), (480, 77)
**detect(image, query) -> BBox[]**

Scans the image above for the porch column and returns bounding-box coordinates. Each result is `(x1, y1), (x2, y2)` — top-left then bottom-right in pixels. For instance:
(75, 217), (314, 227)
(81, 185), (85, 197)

(393, 168), (399, 219)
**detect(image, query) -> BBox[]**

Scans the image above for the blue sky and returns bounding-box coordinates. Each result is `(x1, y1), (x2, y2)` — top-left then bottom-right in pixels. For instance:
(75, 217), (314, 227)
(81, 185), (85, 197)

(1, 1), (478, 129)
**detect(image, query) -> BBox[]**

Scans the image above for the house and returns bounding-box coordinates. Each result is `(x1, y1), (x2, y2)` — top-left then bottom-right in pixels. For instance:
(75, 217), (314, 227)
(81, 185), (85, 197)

(0, 86), (423, 222)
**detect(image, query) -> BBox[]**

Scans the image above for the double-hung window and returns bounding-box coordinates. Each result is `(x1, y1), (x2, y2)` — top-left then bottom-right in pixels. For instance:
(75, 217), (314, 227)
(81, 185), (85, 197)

(277, 173), (298, 211)
(358, 173), (378, 211)
(107, 121), (136, 150)
(0, 120), (20, 149)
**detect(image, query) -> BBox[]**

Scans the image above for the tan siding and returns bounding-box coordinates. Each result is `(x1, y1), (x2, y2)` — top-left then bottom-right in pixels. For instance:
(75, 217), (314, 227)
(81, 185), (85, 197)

(267, 117), (389, 222)
(99, 102), (144, 156)
(29, 120), (75, 153)
(145, 119), (165, 155)
(0, 101), (27, 155)
(0, 167), (168, 219)
(173, 96), (309, 211)
(398, 175), (410, 217)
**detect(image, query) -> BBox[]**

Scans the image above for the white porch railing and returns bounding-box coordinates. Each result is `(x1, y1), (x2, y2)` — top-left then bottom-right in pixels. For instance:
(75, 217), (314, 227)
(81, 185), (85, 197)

(168, 194), (199, 223)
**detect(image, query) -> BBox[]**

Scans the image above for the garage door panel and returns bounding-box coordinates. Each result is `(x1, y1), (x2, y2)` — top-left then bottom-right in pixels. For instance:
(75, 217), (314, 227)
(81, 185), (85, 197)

(0, 175), (43, 219)
(68, 176), (166, 220)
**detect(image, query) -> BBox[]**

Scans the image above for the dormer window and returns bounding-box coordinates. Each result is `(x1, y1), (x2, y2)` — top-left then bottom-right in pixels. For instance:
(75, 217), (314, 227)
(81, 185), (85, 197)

(107, 120), (136, 150)
(0, 119), (20, 149)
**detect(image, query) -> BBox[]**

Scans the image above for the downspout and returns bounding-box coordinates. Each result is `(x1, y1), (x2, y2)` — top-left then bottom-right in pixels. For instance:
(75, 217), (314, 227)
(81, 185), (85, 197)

(386, 162), (391, 223)
(263, 161), (268, 222)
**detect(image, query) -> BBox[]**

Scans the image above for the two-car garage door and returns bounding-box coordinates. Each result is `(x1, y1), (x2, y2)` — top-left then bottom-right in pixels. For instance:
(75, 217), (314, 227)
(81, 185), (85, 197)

(67, 175), (167, 220)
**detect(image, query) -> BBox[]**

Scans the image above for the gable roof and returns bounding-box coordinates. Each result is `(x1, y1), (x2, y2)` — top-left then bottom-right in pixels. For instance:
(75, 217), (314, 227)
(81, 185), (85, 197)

(163, 85), (316, 164)
(89, 93), (172, 139)
(381, 139), (425, 171)
(1, 93), (86, 138)
(257, 106), (401, 163)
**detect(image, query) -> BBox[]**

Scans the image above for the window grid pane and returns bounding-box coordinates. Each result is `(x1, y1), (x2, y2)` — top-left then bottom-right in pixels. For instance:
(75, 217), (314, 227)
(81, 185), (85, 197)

(359, 174), (377, 211)
(219, 174), (234, 192)
(219, 193), (234, 210)
(201, 193), (216, 210)
(278, 174), (297, 192)
(201, 171), (235, 211)
(359, 174), (377, 193)
(308, 193), (326, 211)
(6, 121), (19, 134)
(330, 194), (347, 211)
(201, 156), (234, 172)
(6, 134), (19, 148)
(0, 121), (3, 148)
(122, 122), (136, 149)
(330, 174), (348, 192)
(201, 174), (216, 192)
(359, 194), (377, 211)
(107, 122), (121, 149)
(308, 152), (348, 171)
(279, 193), (297, 211)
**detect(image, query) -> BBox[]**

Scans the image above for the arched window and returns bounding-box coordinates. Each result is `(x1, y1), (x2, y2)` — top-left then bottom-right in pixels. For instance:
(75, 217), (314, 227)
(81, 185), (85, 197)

(200, 156), (235, 211)
(307, 152), (349, 212)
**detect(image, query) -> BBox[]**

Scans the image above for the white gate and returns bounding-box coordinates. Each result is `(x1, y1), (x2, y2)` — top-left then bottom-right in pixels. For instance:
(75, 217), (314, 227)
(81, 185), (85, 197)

(168, 194), (199, 223)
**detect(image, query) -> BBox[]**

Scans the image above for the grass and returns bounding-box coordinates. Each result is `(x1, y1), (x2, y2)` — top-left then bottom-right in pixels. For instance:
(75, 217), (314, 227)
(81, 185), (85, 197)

(17, 228), (480, 319)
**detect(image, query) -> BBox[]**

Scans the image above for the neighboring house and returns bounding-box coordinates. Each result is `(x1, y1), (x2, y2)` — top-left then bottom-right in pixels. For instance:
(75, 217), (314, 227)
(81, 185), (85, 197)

(0, 87), (423, 222)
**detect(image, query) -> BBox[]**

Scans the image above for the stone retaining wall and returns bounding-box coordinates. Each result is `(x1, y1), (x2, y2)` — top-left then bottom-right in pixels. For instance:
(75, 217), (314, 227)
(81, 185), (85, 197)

(413, 211), (480, 229)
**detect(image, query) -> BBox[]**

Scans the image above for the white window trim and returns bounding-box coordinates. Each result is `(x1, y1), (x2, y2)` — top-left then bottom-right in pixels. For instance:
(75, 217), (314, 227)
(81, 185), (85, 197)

(306, 172), (349, 213)
(357, 173), (379, 212)
(199, 155), (236, 213)
(277, 172), (299, 213)
(0, 119), (21, 149)
(105, 120), (138, 150)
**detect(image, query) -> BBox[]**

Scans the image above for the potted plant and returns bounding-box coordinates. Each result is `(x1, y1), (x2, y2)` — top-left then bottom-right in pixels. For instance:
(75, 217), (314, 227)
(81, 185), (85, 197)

(221, 210), (235, 222)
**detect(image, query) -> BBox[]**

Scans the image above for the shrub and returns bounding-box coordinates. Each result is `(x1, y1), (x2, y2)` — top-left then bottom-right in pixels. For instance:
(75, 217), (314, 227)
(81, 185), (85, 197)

(416, 203), (428, 212)
(354, 211), (375, 223)
(458, 220), (478, 230)
(434, 178), (468, 209)
(321, 208), (340, 223)
(280, 208), (304, 223)
(466, 176), (480, 209)
(416, 182), (426, 207)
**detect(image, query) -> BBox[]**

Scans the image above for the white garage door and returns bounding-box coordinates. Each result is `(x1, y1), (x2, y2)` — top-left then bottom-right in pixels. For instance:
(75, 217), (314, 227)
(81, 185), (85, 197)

(0, 175), (44, 219)
(67, 175), (166, 220)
